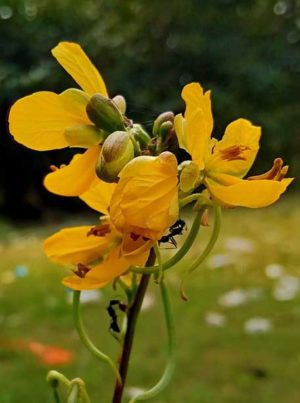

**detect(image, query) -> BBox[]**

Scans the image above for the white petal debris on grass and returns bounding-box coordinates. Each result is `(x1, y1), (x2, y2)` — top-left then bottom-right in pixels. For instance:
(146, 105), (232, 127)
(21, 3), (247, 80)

(207, 253), (235, 270)
(273, 275), (300, 301)
(265, 263), (285, 279)
(218, 288), (263, 308)
(224, 237), (255, 253)
(244, 317), (273, 335)
(66, 289), (103, 304)
(205, 312), (227, 327)
(141, 292), (155, 311)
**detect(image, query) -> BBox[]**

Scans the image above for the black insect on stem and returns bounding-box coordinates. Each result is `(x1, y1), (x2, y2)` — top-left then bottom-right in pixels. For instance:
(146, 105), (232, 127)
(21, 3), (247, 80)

(107, 300), (127, 334)
(158, 219), (186, 248)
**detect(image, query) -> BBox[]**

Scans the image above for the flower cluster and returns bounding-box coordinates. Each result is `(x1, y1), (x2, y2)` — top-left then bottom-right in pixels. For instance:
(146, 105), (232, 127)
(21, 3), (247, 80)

(9, 42), (293, 291)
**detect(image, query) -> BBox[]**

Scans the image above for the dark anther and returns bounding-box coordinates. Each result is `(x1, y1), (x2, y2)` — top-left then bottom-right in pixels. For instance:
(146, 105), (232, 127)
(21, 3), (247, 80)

(87, 223), (111, 237)
(130, 232), (140, 241)
(74, 263), (91, 278)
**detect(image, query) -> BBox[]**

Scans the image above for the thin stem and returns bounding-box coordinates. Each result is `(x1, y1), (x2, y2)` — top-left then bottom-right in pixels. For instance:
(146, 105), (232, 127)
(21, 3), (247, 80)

(53, 389), (61, 403)
(130, 208), (204, 275)
(112, 249), (156, 403)
(188, 205), (222, 274)
(72, 291), (122, 385)
(129, 280), (175, 402)
(154, 243), (163, 282)
(179, 193), (202, 208)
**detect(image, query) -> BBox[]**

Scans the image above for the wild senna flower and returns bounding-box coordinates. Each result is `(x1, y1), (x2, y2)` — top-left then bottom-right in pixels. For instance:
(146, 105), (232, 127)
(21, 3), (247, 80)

(110, 152), (179, 241)
(9, 42), (142, 197)
(44, 184), (152, 290)
(175, 82), (293, 208)
(44, 153), (179, 289)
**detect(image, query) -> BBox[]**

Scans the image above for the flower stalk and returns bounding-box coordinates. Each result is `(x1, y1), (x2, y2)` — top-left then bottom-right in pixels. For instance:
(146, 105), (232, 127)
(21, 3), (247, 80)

(112, 249), (156, 403)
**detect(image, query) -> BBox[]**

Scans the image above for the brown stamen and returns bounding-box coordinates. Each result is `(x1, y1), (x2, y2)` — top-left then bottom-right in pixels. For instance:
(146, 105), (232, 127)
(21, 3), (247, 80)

(219, 145), (250, 161)
(130, 233), (140, 241)
(49, 165), (58, 172)
(74, 263), (91, 278)
(87, 223), (111, 237)
(248, 158), (288, 181)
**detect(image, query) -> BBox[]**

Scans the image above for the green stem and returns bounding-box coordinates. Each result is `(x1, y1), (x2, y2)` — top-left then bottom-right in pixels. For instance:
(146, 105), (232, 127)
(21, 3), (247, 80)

(154, 243), (163, 282)
(179, 193), (202, 208)
(130, 208), (204, 275)
(129, 280), (175, 402)
(72, 291), (122, 385)
(53, 389), (61, 403)
(188, 205), (222, 274)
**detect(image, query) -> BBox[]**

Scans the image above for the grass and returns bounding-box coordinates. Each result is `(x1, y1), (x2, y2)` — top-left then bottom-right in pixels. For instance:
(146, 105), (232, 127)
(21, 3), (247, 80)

(1, 196), (300, 403)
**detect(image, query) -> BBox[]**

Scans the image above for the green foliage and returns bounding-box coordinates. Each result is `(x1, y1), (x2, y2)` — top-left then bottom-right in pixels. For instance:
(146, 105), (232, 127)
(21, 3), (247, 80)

(0, 0), (298, 217)
(1, 197), (300, 402)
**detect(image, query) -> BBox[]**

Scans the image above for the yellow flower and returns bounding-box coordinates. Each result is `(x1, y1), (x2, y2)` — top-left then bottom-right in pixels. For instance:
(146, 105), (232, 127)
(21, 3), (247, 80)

(44, 184), (152, 290)
(9, 42), (120, 197)
(110, 152), (179, 240)
(175, 82), (293, 208)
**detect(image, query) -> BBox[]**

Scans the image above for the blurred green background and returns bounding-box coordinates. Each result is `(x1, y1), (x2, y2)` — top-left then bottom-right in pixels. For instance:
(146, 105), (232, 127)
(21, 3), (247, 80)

(0, 0), (299, 219)
(0, 0), (299, 402)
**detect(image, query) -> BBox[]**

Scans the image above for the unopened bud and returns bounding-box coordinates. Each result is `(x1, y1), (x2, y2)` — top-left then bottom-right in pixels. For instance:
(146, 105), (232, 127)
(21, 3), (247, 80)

(64, 124), (106, 148)
(179, 161), (201, 193)
(153, 111), (174, 135)
(158, 120), (173, 143)
(96, 131), (134, 182)
(86, 94), (125, 133)
(112, 95), (127, 114)
(130, 124), (151, 149)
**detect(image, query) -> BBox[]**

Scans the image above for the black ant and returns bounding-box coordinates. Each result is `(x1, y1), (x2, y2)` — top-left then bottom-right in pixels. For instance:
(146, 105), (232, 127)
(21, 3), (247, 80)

(159, 219), (186, 248)
(106, 300), (127, 333)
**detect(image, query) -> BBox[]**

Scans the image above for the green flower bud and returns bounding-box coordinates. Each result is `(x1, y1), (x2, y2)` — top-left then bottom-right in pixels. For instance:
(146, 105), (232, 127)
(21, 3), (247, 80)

(64, 124), (106, 148)
(96, 131), (134, 182)
(152, 111), (174, 135)
(130, 124), (151, 149)
(112, 95), (127, 114)
(86, 94), (126, 133)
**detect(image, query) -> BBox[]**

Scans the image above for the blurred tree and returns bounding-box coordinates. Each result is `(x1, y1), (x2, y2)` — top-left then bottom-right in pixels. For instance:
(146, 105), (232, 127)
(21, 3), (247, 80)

(0, 0), (299, 219)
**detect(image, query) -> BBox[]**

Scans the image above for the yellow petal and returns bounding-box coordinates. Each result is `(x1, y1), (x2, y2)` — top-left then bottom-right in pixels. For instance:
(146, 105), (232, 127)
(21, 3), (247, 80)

(62, 274), (109, 291)
(181, 82), (213, 169)
(44, 146), (100, 196)
(206, 119), (261, 177)
(121, 233), (152, 265)
(9, 91), (89, 151)
(52, 42), (108, 96)
(44, 225), (110, 266)
(110, 152), (179, 240)
(80, 179), (117, 214)
(207, 177), (293, 208)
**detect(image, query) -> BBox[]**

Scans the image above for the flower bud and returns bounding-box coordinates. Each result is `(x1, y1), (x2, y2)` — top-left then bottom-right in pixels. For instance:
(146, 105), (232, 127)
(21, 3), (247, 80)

(130, 124), (151, 149)
(152, 111), (174, 135)
(112, 95), (127, 114)
(64, 124), (106, 148)
(96, 131), (134, 183)
(86, 94), (125, 133)
(179, 161), (202, 193)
